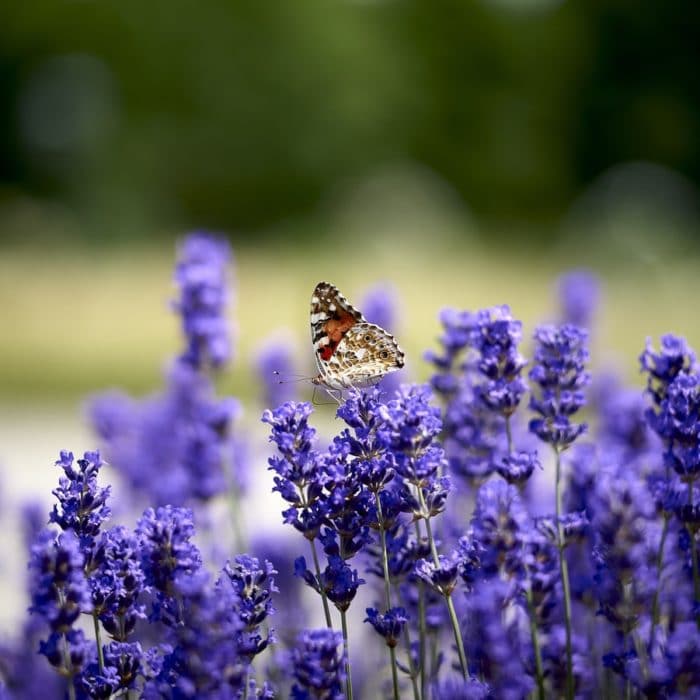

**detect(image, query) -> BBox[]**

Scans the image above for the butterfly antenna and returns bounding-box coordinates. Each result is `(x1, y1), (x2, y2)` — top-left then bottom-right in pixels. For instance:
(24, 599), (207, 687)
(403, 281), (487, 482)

(273, 370), (315, 385)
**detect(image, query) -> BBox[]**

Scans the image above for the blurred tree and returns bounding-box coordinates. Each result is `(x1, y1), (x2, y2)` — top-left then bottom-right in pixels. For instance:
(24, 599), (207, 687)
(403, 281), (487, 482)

(0, 0), (698, 243)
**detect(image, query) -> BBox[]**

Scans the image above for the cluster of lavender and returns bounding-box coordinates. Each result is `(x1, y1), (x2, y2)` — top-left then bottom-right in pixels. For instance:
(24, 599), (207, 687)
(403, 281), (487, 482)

(3, 233), (700, 699)
(88, 233), (245, 511)
(9, 450), (277, 699)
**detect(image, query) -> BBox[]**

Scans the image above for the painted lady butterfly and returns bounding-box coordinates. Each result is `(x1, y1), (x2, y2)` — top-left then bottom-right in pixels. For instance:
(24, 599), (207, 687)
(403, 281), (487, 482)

(310, 281), (405, 393)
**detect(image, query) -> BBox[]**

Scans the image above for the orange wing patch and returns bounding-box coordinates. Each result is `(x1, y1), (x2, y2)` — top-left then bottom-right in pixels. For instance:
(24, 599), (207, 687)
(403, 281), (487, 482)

(318, 310), (357, 361)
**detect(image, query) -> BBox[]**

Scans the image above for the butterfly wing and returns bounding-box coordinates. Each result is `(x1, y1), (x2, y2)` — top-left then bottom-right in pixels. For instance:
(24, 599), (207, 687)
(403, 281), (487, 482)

(330, 322), (405, 388)
(310, 282), (364, 385)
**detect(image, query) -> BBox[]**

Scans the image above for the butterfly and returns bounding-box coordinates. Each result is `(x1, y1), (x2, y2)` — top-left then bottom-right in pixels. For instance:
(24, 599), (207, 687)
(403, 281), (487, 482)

(310, 281), (405, 395)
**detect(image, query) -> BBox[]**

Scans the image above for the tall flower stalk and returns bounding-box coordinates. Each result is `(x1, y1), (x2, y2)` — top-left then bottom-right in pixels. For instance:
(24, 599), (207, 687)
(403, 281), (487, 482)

(529, 324), (590, 700)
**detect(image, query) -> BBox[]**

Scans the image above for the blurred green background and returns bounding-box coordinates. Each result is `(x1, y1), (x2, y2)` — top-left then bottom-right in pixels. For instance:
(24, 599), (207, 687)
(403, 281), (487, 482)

(1, 0), (700, 402)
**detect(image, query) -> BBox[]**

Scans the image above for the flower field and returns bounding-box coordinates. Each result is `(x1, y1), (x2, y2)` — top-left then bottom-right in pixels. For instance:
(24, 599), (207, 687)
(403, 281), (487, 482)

(1, 233), (699, 699)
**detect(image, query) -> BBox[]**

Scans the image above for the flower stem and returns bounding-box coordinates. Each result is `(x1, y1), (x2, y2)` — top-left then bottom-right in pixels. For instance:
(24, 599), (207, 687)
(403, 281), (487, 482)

(400, 618), (422, 700)
(420, 491), (469, 679)
(374, 492), (400, 700)
(554, 447), (575, 700)
(649, 512), (670, 645)
(62, 633), (76, 700)
(92, 611), (105, 674)
(340, 609), (354, 700)
(505, 414), (513, 456)
(414, 521), (428, 699)
(309, 539), (333, 629)
(524, 582), (545, 700)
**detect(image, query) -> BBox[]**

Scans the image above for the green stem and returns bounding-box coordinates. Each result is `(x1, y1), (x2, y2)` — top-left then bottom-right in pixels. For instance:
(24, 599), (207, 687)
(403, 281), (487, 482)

(389, 645), (400, 700)
(414, 520), (428, 700)
(374, 493), (394, 609)
(505, 414), (513, 456)
(525, 585), (546, 700)
(92, 611), (105, 674)
(420, 492), (469, 679)
(554, 447), (575, 700)
(400, 618), (422, 700)
(242, 667), (249, 700)
(649, 513), (670, 644)
(309, 539), (333, 629)
(62, 633), (77, 700)
(340, 609), (354, 700)
(374, 492), (400, 700)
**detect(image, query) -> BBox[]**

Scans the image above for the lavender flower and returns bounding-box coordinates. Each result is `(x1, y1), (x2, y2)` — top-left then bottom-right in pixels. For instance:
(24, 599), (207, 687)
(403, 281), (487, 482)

(473, 305), (527, 417)
(89, 363), (239, 505)
(143, 569), (245, 697)
(529, 324), (590, 450)
(263, 401), (327, 540)
(415, 555), (460, 597)
(470, 477), (528, 578)
(28, 529), (92, 682)
(557, 269), (600, 329)
(79, 641), (144, 698)
(295, 555), (364, 612)
(640, 334), (696, 410)
(497, 451), (539, 486)
(136, 505), (202, 624)
(173, 232), (232, 370)
(378, 384), (445, 486)
(50, 450), (110, 559)
(220, 555), (278, 661)
(360, 282), (399, 332)
(90, 525), (146, 641)
(29, 529), (91, 633)
(289, 629), (346, 700)
(655, 372), (700, 479)
(364, 607), (408, 648)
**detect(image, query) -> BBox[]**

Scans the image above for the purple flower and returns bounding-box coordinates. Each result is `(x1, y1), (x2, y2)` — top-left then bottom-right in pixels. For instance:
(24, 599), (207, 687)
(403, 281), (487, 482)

(78, 641), (144, 698)
(90, 525), (146, 641)
(89, 363), (240, 505)
(415, 555), (460, 597)
(49, 450), (110, 558)
(360, 282), (399, 332)
(425, 308), (479, 399)
(38, 629), (92, 679)
(431, 676), (491, 699)
(295, 555), (364, 612)
(655, 372), (700, 478)
(263, 401), (329, 540)
(474, 305), (528, 416)
(470, 477), (529, 578)
(378, 384), (446, 484)
(29, 529), (91, 633)
(143, 569), (246, 697)
(497, 450), (540, 486)
(364, 606), (408, 648)
(529, 324), (590, 450)
(557, 269), (600, 329)
(220, 555), (278, 661)
(289, 628), (346, 700)
(464, 580), (533, 699)
(640, 334), (696, 410)
(173, 232), (232, 370)
(534, 511), (589, 547)
(135, 506), (202, 624)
